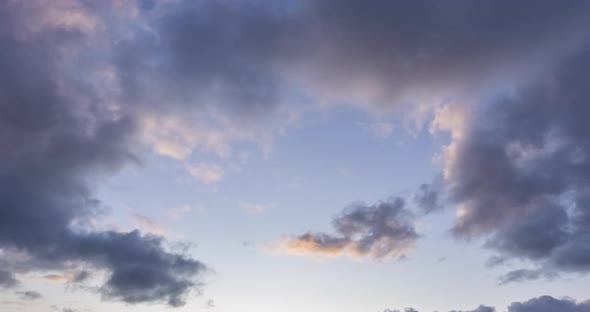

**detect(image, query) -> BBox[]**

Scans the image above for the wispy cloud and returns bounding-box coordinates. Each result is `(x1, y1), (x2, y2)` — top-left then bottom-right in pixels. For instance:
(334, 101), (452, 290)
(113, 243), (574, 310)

(167, 205), (194, 220)
(360, 121), (395, 138)
(132, 213), (168, 236)
(186, 163), (225, 184)
(239, 202), (270, 215)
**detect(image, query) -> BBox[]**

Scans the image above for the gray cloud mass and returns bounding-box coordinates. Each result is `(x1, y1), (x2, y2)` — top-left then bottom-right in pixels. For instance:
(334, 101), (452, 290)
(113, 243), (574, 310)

(0, 270), (19, 288)
(444, 44), (590, 276)
(0, 1), (204, 307)
(283, 198), (418, 259)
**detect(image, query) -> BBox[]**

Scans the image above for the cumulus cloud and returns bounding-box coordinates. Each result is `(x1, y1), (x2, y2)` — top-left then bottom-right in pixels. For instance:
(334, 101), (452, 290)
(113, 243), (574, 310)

(282, 198), (418, 260)
(435, 45), (590, 276)
(113, 0), (590, 122)
(286, 0), (590, 111)
(0, 1), (204, 307)
(508, 296), (590, 312)
(384, 295), (590, 312)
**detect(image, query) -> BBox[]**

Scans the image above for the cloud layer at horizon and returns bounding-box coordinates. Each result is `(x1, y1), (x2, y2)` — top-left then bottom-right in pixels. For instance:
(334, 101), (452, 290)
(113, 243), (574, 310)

(385, 295), (590, 312)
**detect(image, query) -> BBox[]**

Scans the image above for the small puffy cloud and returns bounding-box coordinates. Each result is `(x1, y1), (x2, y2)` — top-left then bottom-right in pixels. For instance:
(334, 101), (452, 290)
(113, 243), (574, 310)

(281, 198), (418, 260)
(414, 181), (444, 214)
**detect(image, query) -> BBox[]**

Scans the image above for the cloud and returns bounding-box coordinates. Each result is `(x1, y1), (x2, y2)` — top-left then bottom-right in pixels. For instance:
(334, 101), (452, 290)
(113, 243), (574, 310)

(166, 205), (194, 220)
(139, 114), (231, 160)
(187, 163), (225, 185)
(450, 306), (495, 312)
(281, 198), (418, 260)
(0, 2), (205, 307)
(113, 0), (590, 123)
(43, 272), (84, 283)
(72, 270), (91, 283)
(239, 202), (269, 215)
(132, 213), (167, 236)
(384, 295), (590, 312)
(414, 180), (444, 214)
(4, 0), (590, 307)
(0, 270), (19, 288)
(16, 291), (42, 301)
(360, 121), (395, 138)
(284, 0), (590, 111)
(508, 296), (590, 312)
(497, 269), (558, 285)
(434, 45), (590, 275)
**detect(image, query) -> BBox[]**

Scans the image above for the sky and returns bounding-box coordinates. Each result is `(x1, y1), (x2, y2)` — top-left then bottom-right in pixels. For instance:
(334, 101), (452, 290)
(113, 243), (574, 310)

(2, 1), (590, 312)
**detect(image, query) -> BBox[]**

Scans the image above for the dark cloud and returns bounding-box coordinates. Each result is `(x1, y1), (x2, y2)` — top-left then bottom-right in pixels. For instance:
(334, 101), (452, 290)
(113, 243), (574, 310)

(508, 296), (590, 312)
(72, 271), (90, 284)
(0, 270), (19, 288)
(283, 198), (418, 259)
(414, 181), (444, 214)
(384, 296), (590, 312)
(0, 2), (204, 307)
(114, 0), (590, 119)
(442, 44), (590, 275)
(115, 0), (292, 123)
(16, 291), (42, 301)
(497, 269), (558, 285)
(285, 0), (590, 110)
(485, 255), (506, 268)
